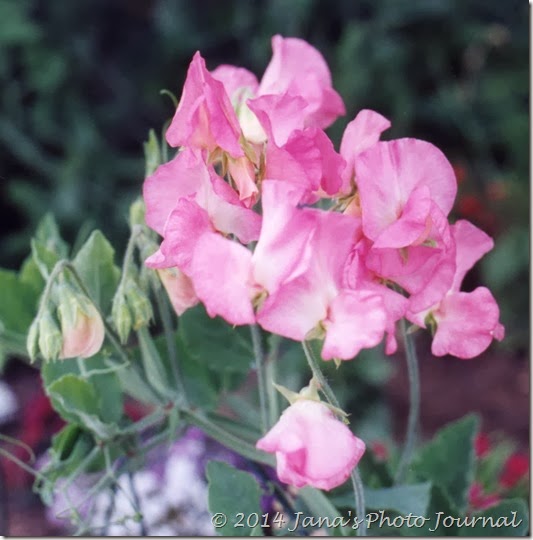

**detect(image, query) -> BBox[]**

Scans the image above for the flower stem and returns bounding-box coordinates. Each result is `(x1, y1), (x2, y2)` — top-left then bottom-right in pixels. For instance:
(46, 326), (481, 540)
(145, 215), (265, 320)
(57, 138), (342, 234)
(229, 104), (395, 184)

(181, 408), (275, 467)
(302, 340), (340, 409)
(265, 335), (281, 428)
(154, 287), (188, 407)
(250, 325), (268, 433)
(351, 469), (367, 536)
(394, 318), (421, 484)
(302, 340), (366, 536)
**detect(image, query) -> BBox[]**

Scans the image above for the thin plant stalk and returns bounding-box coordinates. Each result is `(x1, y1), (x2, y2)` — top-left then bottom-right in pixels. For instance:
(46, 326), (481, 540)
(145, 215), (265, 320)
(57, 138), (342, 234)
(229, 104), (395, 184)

(394, 318), (421, 484)
(250, 325), (268, 433)
(302, 340), (366, 537)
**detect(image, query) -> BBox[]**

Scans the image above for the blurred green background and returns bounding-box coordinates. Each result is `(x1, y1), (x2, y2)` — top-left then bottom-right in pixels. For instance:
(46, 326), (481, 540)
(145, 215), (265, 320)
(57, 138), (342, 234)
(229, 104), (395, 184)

(0, 0), (528, 351)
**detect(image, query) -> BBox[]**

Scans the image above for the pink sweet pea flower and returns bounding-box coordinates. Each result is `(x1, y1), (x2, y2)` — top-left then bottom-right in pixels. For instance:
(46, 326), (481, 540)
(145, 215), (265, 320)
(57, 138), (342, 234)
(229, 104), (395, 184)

(166, 52), (244, 158)
(256, 399), (365, 491)
(408, 220), (504, 359)
(143, 148), (261, 270)
(258, 35), (346, 130)
(255, 184), (387, 360)
(248, 96), (346, 200)
(355, 138), (457, 249)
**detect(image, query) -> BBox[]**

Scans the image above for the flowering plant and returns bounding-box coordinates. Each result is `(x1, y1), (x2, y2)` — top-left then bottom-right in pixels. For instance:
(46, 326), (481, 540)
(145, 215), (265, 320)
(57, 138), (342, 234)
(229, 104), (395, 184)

(0, 35), (527, 536)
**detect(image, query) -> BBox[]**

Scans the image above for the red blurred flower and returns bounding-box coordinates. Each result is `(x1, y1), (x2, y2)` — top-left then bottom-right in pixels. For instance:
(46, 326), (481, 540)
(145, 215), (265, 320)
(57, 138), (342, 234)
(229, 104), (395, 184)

(499, 453), (529, 489)
(469, 482), (500, 510)
(370, 441), (389, 461)
(474, 432), (491, 459)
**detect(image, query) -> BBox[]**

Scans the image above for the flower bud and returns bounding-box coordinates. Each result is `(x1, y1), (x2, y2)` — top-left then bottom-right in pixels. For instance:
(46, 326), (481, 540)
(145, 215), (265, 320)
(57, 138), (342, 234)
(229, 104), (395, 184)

(26, 318), (40, 362)
(128, 198), (146, 229)
(56, 287), (105, 359)
(124, 278), (153, 330)
(111, 292), (133, 344)
(38, 309), (63, 361)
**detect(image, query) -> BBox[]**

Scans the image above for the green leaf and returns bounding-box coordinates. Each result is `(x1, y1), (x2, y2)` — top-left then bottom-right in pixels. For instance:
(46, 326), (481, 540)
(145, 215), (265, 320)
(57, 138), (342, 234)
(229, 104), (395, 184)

(458, 499), (529, 536)
(410, 414), (478, 513)
(179, 305), (254, 374)
(176, 337), (218, 410)
(207, 461), (263, 537)
(332, 483), (432, 518)
(72, 230), (120, 314)
(46, 373), (121, 439)
(0, 268), (39, 334)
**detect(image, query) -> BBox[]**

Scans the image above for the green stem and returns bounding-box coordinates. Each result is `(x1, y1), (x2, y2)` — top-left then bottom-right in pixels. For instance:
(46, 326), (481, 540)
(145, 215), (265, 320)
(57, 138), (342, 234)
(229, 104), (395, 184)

(154, 287), (188, 406)
(250, 325), (268, 433)
(351, 469), (367, 536)
(394, 318), (421, 484)
(265, 335), (281, 427)
(302, 340), (366, 537)
(181, 408), (275, 467)
(302, 340), (340, 409)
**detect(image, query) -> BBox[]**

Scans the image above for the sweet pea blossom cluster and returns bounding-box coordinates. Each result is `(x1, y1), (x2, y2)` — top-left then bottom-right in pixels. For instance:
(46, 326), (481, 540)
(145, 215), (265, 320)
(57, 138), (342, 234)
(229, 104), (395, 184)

(143, 35), (504, 362)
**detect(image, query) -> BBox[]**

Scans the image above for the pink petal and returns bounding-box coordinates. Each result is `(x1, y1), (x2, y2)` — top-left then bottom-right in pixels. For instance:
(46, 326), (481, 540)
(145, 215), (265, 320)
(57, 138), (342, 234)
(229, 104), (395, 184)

(247, 93), (307, 147)
(372, 185), (432, 249)
(340, 109), (391, 194)
(227, 156), (259, 207)
(322, 290), (387, 360)
(143, 148), (203, 236)
(284, 128), (346, 196)
(258, 35), (345, 129)
(189, 233), (255, 325)
(157, 267), (199, 316)
(432, 287), (504, 359)
(356, 139), (457, 241)
(166, 52), (243, 157)
(256, 274), (328, 341)
(253, 181), (315, 292)
(450, 220), (494, 292)
(211, 64), (259, 101)
(150, 199), (212, 272)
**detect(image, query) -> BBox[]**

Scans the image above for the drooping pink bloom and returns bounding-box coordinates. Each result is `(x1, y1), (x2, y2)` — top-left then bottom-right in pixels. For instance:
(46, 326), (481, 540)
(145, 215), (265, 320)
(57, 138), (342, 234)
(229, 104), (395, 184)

(408, 220), (504, 359)
(166, 52), (244, 158)
(355, 138), (457, 249)
(256, 399), (365, 491)
(258, 35), (346, 129)
(339, 109), (391, 195)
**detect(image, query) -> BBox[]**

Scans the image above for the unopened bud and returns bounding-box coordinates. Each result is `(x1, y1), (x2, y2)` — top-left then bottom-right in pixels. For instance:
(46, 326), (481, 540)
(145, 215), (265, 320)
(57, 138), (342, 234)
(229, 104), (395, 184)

(143, 129), (161, 177)
(56, 286), (105, 359)
(128, 198), (146, 229)
(26, 318), (40, 362)
(111, 292), (133, 344)
(124, 279), (153, 330)
(38, 310), (62, 361)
